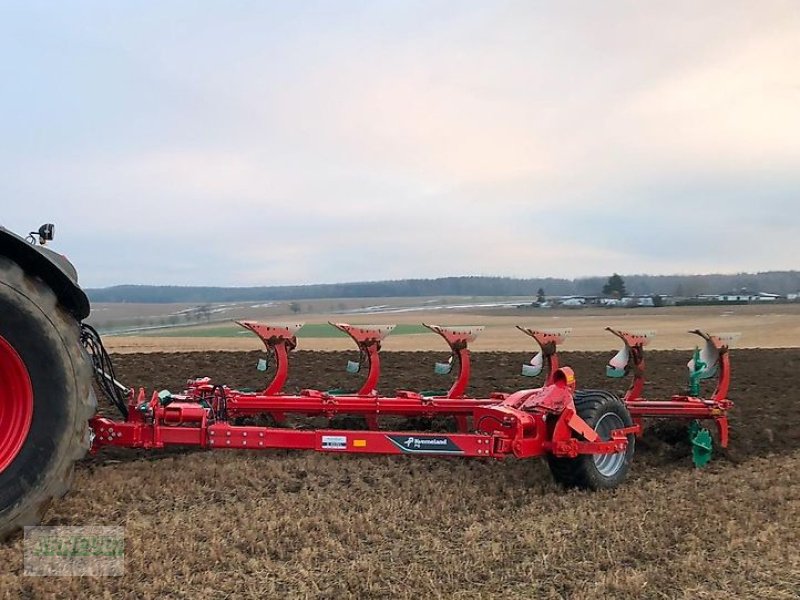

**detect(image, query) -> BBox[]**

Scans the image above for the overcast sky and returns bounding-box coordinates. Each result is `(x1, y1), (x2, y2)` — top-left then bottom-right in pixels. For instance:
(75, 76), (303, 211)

(1, 1), (798, 288)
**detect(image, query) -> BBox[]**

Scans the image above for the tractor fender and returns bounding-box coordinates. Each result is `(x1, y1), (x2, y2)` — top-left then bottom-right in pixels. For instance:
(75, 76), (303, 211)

(0, 226), (90, 320)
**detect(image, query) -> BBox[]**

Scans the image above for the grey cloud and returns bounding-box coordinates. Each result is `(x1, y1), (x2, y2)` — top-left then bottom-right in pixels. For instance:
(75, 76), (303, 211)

(1, 1), (798, 286)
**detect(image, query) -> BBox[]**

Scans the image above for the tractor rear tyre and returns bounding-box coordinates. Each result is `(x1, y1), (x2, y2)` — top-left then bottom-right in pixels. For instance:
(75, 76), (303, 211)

(0, 257), (95, 540)
(547, 390), (634, 490)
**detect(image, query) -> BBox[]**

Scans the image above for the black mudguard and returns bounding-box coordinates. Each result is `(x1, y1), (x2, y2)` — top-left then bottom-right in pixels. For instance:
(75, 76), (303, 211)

(0, 227), (90, 320)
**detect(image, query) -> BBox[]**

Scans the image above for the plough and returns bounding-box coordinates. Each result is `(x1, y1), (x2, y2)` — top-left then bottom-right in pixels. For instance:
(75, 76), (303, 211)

(87, 322), (735, 487)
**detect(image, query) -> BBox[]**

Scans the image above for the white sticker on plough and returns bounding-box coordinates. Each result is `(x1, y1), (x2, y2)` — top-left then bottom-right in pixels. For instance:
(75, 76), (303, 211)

(321, 435), (347, 450)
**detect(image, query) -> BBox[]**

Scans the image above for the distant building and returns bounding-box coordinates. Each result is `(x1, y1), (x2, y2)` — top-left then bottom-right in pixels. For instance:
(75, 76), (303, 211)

(700, 291), (784, 303)
(560, 297), (585, 307)
(719, 294), (753, 302)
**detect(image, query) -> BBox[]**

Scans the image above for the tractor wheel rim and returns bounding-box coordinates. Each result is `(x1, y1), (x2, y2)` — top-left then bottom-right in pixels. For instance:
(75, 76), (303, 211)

(0, 335), (34, 474)
(592, 412), (625, 477)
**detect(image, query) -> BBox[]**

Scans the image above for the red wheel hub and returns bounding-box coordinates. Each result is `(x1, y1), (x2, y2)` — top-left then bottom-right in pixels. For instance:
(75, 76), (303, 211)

(0, 335), (33, 473)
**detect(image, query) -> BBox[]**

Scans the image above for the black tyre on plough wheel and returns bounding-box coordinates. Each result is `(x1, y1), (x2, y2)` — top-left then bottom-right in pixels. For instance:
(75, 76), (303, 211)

(0, 253), (94, 540)
(547, 390), (635, 489)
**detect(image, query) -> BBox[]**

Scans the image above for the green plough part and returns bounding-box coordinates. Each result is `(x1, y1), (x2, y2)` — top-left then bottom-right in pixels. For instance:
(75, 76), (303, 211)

(326, 388), (356, 396)
(689, 420), (713, 468)
(434, 361), (452, 375)
(688, 347), (706, 396)
(605, 365), (626, 379)
(419, 390), (449, 398)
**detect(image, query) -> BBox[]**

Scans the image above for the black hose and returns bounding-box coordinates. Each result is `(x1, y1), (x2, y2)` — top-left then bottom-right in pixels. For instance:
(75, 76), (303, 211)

(80, 324), (129, 419)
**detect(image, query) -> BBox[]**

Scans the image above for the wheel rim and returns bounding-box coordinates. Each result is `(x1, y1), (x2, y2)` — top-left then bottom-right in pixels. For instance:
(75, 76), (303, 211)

(0, 334), (34, 474)
(592, 412), (626, 477)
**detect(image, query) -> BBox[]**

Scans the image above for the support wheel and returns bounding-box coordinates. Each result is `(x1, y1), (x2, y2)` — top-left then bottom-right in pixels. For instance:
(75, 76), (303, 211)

(547, 390), (634, 490)
(0, 257), (95, 540)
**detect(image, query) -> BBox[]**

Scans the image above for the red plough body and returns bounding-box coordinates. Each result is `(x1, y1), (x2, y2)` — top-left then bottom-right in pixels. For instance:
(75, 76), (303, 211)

(89, 322), (734, 482)
(606, 327), (734, 447)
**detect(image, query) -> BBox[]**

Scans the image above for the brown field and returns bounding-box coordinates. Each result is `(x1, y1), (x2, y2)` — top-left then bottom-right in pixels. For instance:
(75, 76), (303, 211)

(1, 348), (799, 598)
(104, 303), (800, 353)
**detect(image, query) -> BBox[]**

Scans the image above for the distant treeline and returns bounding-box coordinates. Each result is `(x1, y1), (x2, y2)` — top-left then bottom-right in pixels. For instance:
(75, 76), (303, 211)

(85, 272), (800, 303)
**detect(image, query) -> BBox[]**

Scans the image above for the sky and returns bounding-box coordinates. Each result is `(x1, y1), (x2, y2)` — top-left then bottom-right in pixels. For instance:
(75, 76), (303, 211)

(1, 1), (798, 288)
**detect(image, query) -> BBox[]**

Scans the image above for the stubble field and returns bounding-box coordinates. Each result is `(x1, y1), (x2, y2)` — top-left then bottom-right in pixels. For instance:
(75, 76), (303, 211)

(1, 348), (799, 598)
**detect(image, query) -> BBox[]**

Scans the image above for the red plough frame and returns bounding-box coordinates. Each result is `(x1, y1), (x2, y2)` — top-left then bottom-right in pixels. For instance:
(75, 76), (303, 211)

(89, 322), (733, 467)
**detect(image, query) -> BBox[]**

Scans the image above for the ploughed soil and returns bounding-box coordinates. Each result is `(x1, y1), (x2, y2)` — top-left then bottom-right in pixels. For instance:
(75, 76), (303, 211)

(1, 350), (799, 599)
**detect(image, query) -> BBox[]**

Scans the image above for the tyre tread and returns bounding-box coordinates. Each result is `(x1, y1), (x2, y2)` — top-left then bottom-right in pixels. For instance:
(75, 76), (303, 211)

(0, 257), (94, 540)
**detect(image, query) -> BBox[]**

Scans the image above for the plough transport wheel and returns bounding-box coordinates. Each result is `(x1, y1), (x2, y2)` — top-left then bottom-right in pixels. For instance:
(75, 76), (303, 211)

(0, 257), (95, 541)
(547, 390), (635, 490)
